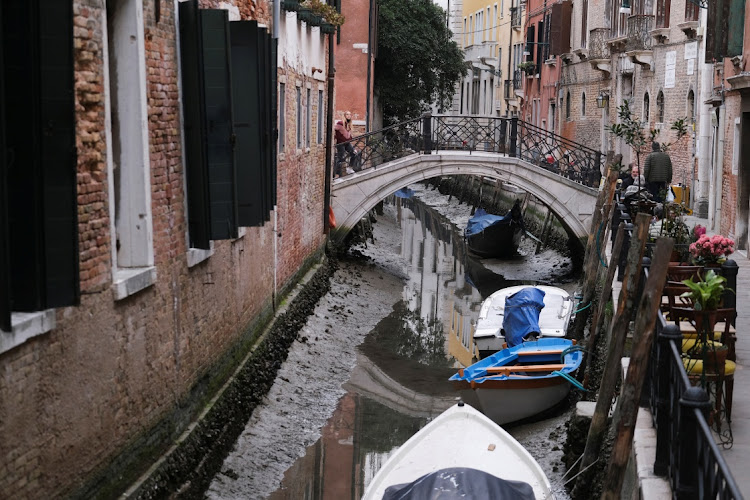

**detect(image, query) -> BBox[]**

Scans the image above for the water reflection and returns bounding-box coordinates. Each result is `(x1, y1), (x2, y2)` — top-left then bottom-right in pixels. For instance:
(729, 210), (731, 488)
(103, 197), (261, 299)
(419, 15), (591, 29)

(269, 194), (572, 499)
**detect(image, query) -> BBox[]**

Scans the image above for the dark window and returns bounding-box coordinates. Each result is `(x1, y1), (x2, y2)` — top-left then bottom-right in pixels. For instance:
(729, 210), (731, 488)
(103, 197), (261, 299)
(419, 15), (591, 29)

(566, 91), (571, 119)
(580, 0), (588, 47)
(644, 93), (650, 122)
(0, 0), (79, 331)
(296, 87), (302, 149)
(549, 1), (572, 56)
(687, 90), (695, 122)
(179, 0), (278, 242)
(306, 88), (311, 147)
(657, 91), (665, 122)
(656, 0), (671, 27)
(685, 0), (699, 21)
(581, 92), (586, 117)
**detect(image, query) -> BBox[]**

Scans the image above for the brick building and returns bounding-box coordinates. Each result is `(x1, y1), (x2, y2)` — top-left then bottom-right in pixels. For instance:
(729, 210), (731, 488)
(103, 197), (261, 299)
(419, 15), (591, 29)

(0, 0), (334, 497)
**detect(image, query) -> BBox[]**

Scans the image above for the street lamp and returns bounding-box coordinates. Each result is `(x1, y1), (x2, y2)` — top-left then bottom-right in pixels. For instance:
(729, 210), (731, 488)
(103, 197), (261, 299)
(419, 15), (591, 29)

(596, 92), (610, 109)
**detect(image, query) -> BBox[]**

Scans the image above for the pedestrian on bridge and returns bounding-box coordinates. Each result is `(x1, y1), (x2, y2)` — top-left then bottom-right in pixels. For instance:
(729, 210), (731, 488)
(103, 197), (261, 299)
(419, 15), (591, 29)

(335, 111), (356, 178)
(644, 141), (672, 202)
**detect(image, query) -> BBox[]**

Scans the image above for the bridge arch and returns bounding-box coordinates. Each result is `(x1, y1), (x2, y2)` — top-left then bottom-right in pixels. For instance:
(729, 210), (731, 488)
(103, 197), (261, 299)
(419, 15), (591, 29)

(330, 151), (598, 244)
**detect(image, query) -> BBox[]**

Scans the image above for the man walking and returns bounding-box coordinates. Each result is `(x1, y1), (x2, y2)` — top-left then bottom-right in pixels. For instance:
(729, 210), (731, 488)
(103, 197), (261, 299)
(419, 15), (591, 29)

(643, 141), (672, 202)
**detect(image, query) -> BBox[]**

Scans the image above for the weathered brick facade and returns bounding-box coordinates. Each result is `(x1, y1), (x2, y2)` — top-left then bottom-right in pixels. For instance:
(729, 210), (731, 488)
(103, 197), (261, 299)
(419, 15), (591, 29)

(0, 1), (330, 497)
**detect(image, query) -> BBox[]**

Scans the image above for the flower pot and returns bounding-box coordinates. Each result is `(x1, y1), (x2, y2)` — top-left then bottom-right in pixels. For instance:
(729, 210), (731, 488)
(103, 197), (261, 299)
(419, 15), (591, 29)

(298, 8), (315, 23)
(321, 22), (336, 34)
(282, 0), (302, 11)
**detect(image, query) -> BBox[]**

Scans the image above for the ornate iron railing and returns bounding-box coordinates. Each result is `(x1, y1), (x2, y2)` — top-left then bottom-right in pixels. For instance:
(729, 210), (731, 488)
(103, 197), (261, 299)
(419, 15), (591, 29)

(513, 69), (523, 90)
(589, 28), (611, 60)
(433, 116), (508, 153)
(335, 116), (605, 188)
(341, 118), (424, 172)
(510, 6), (522, 28)
(626, 14), (654, 52)
(516, 120), (604, 187)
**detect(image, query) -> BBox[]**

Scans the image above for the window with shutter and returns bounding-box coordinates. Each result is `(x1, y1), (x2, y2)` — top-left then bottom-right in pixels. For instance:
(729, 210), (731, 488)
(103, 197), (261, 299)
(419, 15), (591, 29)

(526, 25), (535, 61)
(656, 0), (670, 28)
(581, 0), (588, 47)
(549, 2), (572, 56)
(536, 21), (544, 71)
(0, 3), (9, 332)
(2, 0), (78, 316)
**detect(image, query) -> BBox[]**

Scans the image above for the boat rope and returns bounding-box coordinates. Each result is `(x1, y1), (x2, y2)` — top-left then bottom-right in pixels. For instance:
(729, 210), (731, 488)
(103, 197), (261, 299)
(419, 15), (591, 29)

(560, 454), (584, 482)
(552, 370), (588, 391)
(573, 301), (591, 314)
(560, 345), (586, 360)
(563, 457), (600, 485)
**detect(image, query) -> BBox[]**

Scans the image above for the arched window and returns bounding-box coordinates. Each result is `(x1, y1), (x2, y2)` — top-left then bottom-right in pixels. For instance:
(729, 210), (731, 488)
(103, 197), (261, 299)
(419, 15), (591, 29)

(643, 93), (650, 122)
(581, 92), (586, 117)
(657, 91), (665, 123)
(566, 91), (571, 119)
(687, 89), (695, 123)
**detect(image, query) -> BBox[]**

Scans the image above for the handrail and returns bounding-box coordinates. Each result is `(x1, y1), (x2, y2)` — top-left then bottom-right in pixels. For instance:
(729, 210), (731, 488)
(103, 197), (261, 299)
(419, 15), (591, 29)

(640, 240), (744, 498)
(334, 115), (605, 189)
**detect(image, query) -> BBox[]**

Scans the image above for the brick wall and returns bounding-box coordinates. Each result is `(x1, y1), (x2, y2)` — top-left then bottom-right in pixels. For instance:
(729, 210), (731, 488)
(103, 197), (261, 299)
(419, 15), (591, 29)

(0, 0), (328, 497)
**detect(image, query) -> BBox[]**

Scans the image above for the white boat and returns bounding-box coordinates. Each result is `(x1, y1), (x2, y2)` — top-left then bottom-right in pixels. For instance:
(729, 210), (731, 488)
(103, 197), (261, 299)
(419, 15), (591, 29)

(473, 285), (574, 358)
(451, 338), (584, 424)
(363, 402), (552, 500)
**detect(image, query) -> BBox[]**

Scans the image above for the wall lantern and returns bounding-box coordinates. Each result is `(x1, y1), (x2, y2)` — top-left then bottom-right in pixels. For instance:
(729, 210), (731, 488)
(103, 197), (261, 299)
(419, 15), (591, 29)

(596, 92), (610, 109)
(620, 0), (631, 14)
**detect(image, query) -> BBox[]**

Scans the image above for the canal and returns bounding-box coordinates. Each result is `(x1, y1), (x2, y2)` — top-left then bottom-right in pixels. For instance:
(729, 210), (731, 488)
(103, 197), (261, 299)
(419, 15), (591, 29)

(206, 183), (579, 499)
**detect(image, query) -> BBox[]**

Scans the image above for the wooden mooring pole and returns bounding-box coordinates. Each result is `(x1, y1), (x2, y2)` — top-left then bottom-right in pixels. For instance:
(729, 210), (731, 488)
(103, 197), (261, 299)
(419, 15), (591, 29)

(576, 212), (651, 483)
(580, 222), (626, 388)
(600, 237), (674, 499)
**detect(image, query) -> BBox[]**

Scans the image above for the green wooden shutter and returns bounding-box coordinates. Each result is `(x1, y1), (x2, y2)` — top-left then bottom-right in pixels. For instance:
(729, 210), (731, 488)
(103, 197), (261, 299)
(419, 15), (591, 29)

(201, 9), (238, 240)
(270, 37), (278, 210)
(231, 21), (264, 227)
(3, 0), (78, 312)
(179, 0), (211, 249)
(258, 29), (272, 221)
(727, 0), (744, 57)
(0, 3), (10, 331)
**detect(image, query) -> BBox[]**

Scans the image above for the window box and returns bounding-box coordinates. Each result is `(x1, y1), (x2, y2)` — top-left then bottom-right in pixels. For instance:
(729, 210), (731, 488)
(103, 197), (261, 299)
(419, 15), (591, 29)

(282, 0), (302, 11)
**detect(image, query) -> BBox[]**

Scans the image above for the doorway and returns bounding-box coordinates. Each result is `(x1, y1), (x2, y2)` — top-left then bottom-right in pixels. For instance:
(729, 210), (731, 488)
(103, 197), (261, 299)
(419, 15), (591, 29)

(737, 112), (750, 251)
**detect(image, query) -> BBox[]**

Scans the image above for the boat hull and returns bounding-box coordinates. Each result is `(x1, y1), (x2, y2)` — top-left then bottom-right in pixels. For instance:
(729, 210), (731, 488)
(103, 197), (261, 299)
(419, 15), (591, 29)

(466, 220), (524, 258)
(363, 403), (552, 499)
(474, 378), (571, 424)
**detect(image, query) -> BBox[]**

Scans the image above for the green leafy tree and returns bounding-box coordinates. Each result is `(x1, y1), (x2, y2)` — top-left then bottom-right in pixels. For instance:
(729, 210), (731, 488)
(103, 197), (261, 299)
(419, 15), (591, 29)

(376, 0), (467, 124)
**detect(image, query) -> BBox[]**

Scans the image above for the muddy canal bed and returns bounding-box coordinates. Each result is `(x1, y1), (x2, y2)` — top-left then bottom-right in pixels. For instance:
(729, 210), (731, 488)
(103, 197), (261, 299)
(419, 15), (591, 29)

(207, 184), (577, 499)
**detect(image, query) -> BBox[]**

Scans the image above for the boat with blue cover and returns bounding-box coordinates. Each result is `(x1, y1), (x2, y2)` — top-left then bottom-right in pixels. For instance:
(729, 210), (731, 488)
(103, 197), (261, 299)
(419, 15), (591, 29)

(450, 338), (583, 424)
(464, 200), (525, 258)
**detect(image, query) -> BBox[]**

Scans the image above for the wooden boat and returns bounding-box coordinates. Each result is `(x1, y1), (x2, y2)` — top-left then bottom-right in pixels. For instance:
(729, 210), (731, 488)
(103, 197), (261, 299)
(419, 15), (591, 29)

(450, 338), (583, 425)
(473, 285), (574, 359)
(464, 200), (525, 258)
(363, 402), (552, 500)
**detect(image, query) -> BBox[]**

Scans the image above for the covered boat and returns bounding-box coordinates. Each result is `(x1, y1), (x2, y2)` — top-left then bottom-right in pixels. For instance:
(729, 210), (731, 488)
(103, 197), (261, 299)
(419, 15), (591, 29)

(450, 338), (583, 424)
(363, 403), (552, 500)
(474, 285), (574, 358)
(464, 200), (525, 258)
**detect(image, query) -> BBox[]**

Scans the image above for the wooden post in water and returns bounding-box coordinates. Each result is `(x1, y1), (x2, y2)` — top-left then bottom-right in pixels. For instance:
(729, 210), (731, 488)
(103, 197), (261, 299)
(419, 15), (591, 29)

(580, 222), (626, 387)
(600, 237), (673, 499)
(535, 209), (553, 254)
(570, 153), (620, 340)
(576, 212), (651, 485)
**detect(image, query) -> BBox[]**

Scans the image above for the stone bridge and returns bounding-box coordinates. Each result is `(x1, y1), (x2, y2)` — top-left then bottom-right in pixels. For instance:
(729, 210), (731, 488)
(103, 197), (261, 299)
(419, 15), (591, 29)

(330, 150), (599, 243)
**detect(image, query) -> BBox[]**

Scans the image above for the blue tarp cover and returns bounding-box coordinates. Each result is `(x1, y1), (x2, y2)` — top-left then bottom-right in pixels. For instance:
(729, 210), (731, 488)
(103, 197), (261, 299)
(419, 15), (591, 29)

(383, 467), (536, 500)
(465, 208), (513, 237)
(394, 187), (415, 199)
(502, 287), (546, 347)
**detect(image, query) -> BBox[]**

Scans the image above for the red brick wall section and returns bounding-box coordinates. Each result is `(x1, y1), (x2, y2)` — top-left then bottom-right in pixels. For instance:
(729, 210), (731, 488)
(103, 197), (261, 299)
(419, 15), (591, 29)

(0, 0), (326, 497)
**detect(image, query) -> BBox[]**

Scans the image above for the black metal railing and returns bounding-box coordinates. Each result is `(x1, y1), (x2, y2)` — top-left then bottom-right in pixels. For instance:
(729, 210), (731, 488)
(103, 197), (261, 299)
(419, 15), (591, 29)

(433, 115), (508, 153)
(589, 28), (611, 60)
(335, 115), (605, 188)
(342, 117), (424, 171)
(517, 120), (604, 187)
(626, 14), (654, 52)
(610, 214), (744, 498)
(513, 69), (523, 90)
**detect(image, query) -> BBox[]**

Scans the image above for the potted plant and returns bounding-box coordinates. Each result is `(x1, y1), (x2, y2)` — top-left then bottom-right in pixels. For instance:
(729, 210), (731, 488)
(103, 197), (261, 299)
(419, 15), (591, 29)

(302, 0), (345, 27)
(688, 234), (735, 267)
(282, 0), (302, 12)
(517, 61), (536, 75)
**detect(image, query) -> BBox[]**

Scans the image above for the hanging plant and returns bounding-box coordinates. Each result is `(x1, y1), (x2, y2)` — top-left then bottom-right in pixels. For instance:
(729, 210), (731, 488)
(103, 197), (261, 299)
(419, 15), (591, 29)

(301, 0), (345, 26)
(282, 0), (302, 12)
(517, 61), (537, 75)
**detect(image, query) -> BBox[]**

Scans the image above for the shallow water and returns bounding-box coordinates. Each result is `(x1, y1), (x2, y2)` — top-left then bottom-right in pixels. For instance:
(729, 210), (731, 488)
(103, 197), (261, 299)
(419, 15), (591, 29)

(208, 185), (578, 499)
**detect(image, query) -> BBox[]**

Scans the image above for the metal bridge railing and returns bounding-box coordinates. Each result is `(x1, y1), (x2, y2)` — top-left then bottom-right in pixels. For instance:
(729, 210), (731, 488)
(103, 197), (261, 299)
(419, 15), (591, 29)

(335, 115), (605, 188)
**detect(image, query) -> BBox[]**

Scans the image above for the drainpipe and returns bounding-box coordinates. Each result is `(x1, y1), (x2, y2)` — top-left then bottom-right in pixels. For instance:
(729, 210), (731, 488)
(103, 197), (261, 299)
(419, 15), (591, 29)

(324, 31), (335, 234)
(366, 0), (374, 132)
(506, 4), (514, 116)
(272, 0), (280, 308)
(273, 0), (280, 38)
(696, 7), (711, 218)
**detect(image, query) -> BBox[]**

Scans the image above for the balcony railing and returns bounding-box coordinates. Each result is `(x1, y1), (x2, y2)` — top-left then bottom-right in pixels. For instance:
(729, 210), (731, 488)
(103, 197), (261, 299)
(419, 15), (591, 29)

(513, 69), (523, 90)
(626, 14), (654, 52)
(510, 7), (522, 28)
(589, 28), (611, 60)
(464, 42), (498, 62)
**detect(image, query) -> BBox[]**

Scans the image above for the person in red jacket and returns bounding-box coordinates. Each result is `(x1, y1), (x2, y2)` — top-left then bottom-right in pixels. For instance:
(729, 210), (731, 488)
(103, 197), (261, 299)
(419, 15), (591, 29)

(334, 111), (356, 177)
